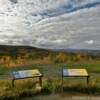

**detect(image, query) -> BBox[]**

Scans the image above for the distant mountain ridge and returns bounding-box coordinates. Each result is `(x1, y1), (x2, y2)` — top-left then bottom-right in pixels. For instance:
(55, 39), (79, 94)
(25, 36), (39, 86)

(0, 45), (100, 57)
(0, 45), (49, 54)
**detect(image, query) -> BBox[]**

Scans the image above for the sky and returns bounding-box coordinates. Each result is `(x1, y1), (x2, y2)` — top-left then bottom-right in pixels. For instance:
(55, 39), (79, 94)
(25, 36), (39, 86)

(0, 0), (100, 50)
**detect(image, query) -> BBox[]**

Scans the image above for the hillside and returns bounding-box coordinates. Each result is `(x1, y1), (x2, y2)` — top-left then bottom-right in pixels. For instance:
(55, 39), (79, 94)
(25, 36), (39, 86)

(0, 45), (100, 67)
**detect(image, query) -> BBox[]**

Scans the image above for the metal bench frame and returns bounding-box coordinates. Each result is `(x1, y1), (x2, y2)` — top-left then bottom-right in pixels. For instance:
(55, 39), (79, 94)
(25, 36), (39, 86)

(61, 68), (90, 91)
(11, 69), (43, 87)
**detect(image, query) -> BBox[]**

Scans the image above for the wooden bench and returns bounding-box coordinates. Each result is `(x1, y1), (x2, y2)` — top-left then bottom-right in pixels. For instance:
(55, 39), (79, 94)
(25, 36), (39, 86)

(11, 69), (43, 87)
(61, 69), (89, 90)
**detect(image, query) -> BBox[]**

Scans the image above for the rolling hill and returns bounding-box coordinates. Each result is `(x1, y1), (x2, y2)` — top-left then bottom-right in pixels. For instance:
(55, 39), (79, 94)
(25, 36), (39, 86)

(0, 45), (100, 67)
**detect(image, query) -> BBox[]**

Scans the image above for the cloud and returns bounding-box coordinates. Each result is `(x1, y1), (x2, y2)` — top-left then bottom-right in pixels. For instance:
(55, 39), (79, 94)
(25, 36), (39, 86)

(38, 0), (100, 17)
(9, 0), (17, 3)
(85, 40), (94, 45)
(0, 0), (100, 50)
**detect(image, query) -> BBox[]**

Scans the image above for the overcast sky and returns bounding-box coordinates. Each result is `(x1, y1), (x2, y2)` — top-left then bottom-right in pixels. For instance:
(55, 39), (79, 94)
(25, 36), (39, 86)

(0, 0), (100, 50)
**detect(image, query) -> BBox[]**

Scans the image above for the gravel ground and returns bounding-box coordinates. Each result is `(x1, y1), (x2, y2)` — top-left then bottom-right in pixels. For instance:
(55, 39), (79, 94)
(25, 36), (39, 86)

(21, 94), (100, 100)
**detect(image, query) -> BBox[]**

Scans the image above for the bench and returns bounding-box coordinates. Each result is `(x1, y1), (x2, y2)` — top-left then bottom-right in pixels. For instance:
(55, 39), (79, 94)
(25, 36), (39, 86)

(11, 69), (43, 87)
(61, 69), (89, 90)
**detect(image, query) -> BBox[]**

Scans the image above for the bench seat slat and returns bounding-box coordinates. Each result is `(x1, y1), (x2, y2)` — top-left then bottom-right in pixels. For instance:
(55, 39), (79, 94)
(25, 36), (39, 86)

(63, 69), (88, 77)
(12, 69), (42, 80)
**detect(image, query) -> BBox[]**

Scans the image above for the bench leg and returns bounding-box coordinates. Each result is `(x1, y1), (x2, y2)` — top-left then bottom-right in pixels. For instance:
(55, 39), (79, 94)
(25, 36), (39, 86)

(39, 77), (42, 87)
(61, 76), (63, 92)
(12, 79), (15, 87)
(87, 76), (89, 85)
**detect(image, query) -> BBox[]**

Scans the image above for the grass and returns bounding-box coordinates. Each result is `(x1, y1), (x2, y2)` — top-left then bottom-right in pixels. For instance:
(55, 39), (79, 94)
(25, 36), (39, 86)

(0, 60), (100, 75)
(0, 77), (100, 100)
(0, 61), (100, 99)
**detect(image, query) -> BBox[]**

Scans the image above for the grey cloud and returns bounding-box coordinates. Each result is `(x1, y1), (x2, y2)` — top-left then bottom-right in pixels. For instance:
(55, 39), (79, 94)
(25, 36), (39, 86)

(0, 0), (100, 50)
(9, 0), (17, 4)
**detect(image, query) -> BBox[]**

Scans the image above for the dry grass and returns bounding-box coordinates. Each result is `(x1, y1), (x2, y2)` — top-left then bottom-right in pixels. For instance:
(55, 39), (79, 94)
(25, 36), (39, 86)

(0, 62), (100, 100)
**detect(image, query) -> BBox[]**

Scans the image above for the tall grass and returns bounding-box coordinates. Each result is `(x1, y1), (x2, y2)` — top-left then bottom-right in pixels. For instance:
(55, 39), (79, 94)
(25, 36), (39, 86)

(0, 76), (100, 100)
(0, 62), (100, 99)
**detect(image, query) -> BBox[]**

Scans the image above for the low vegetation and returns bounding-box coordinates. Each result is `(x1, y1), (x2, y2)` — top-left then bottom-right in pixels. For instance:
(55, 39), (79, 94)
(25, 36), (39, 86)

(0, 62), (100, 100)
(0, 45), (100, 67)
(0, 75), (100, 100)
